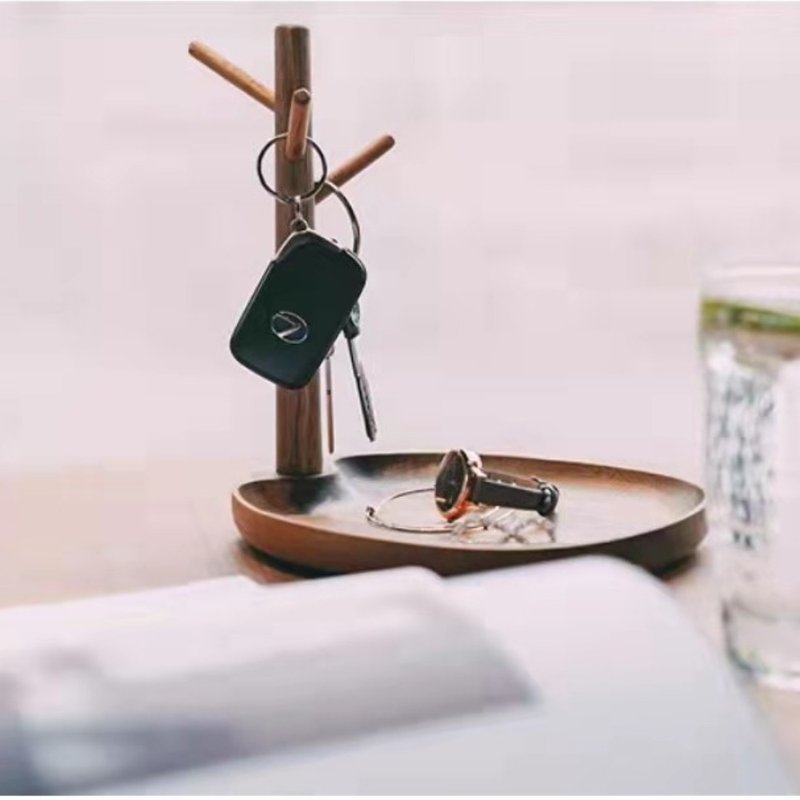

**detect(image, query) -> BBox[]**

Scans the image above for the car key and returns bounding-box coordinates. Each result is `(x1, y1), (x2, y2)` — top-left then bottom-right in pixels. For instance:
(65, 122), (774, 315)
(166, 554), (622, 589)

(229, 225), (367, 389)
(343, 303), (377, 441)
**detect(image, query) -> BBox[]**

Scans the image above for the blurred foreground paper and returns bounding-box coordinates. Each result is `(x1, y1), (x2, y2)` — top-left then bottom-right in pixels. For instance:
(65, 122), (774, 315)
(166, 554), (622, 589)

(0, 558), (794, 794)
(0, 568), (531, 793)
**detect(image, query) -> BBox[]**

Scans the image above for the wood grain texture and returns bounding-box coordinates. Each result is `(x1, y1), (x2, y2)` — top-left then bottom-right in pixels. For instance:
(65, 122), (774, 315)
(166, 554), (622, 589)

(232, 452), (707, 575)
(0, 459), (301, 609)
(188, 41), (276, 110)
(285, 87), (311, 162)
(274, 26), (322, 476)
(315, 135), (396, 202)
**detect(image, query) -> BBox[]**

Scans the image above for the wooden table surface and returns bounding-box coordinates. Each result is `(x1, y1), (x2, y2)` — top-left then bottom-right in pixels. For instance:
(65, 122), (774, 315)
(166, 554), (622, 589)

(2, 456), (799, 786)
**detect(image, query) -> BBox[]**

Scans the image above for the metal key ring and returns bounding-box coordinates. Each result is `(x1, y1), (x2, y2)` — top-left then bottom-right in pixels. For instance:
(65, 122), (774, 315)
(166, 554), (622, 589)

(256, 133), (329, 204)
(322, 180), (361, 254)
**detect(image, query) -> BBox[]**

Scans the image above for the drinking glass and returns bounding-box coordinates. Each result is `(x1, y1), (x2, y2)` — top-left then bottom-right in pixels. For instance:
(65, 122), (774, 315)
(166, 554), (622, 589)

(701, 265), (800, 689)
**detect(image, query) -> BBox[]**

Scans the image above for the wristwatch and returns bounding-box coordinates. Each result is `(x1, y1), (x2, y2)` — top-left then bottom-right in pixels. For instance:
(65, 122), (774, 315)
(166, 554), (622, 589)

(434, 449), (560, 522)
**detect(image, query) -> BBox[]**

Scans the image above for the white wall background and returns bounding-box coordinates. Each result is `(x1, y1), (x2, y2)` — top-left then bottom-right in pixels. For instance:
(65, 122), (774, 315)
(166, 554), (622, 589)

(4, 1), (800, 478)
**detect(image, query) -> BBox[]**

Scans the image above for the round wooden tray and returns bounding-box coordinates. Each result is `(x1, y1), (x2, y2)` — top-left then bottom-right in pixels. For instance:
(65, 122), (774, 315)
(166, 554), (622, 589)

(232, 452), (706, 576)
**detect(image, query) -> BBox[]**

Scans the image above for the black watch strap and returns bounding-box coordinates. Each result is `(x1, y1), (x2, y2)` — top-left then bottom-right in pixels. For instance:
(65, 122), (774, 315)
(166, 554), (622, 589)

(472, 472), (559, 515)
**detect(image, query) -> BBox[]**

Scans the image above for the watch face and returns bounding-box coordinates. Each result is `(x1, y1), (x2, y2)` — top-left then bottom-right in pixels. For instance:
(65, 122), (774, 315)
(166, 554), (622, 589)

(435, 450), (468, 515)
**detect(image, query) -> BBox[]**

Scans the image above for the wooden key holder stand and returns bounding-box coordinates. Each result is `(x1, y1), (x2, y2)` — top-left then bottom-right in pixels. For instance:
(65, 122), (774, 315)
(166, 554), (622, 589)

(191, 26), (706, 577)
(189, 28), (393, 476)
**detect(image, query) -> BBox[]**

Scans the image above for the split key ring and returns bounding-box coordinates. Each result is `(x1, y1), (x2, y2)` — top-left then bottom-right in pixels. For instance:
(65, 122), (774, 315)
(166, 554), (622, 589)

(256, 132), (329, 204)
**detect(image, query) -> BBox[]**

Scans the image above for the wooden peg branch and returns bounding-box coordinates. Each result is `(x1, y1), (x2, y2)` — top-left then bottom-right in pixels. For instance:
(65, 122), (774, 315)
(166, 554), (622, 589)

(188, 41), (395, 200)
(190, 31), (396, 477)
(285, 88), (311, 162)
(188, 41), (276, 110)
(315, 135), (396, 202)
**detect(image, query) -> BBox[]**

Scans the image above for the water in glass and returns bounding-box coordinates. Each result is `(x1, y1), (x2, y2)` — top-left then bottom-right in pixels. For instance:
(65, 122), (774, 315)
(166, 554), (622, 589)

(701, 266), (800, 689)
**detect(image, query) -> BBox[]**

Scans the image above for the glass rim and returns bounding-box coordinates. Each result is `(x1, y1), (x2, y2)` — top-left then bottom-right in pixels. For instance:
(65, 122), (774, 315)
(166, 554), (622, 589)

(703, 263), (800, 290)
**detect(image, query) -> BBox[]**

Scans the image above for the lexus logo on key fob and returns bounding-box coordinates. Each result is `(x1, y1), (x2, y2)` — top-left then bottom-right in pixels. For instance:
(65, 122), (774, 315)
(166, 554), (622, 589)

(230, 230), (366, 389)
(270, 310), (309, 344)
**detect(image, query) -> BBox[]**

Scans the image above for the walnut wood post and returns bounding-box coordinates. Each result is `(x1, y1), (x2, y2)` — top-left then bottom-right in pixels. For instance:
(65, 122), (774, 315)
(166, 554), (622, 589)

(274, 25), (322, 476)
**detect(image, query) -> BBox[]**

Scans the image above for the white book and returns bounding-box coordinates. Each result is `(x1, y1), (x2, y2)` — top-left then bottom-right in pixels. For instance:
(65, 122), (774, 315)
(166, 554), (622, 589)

(0, 557), (793, 794)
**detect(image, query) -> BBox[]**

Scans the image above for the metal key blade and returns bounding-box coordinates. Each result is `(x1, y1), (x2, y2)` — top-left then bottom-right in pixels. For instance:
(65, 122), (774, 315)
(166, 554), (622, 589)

(347, 337), (377, 441)
(325, 351), (335, 454)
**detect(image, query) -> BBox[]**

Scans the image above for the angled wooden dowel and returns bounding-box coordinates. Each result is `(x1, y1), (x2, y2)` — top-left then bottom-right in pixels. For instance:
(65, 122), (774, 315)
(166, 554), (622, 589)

(188, 41), (276, 110)
(188, 42), (395, 202)
(285, 88), (311, 162)
(315, 135), (396, 202)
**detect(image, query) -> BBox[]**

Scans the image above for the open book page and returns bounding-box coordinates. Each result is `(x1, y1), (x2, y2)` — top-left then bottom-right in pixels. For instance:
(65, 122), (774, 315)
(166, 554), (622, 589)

(0, 568), (534, 793)
(102, 559), (796, 796)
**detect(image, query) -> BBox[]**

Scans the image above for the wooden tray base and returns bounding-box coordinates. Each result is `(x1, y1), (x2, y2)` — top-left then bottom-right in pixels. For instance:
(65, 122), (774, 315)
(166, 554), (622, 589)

(232, 452), (706, 576)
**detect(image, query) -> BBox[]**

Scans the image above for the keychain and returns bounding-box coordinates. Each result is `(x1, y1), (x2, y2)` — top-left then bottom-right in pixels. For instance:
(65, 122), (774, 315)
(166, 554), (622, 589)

(229, 132), (378, 446)
(229, 134), (367, 390)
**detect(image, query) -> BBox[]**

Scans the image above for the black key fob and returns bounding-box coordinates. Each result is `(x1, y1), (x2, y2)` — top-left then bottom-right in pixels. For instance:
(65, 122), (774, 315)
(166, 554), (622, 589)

(230, 230), (366, 389)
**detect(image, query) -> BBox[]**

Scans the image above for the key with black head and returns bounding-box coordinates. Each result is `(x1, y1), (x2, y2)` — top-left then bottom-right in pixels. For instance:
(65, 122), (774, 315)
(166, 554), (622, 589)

(343, 302), (377, 441)
(313, 178), (378, 444)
